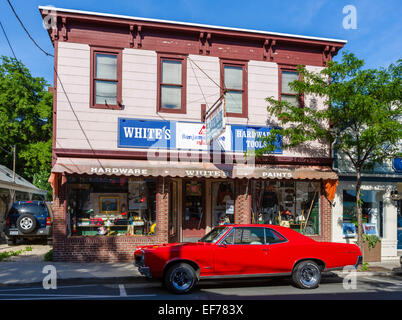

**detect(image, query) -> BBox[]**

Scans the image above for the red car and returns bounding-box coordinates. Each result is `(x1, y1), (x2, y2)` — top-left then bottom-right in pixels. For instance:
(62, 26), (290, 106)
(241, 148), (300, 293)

(134, 224), (362, 294)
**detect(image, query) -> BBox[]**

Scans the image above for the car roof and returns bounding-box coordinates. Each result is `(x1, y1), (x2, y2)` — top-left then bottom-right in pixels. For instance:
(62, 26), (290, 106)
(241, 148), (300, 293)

(221, 224), (315, 242)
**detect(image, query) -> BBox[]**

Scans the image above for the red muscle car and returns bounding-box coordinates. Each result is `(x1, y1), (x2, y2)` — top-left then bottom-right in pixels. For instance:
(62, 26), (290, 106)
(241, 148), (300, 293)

(134, 224), (362, 294)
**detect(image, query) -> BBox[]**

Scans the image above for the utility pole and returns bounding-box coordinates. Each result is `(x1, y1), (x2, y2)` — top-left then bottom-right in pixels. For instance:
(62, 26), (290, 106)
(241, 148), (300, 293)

(12, 145), (16, 183)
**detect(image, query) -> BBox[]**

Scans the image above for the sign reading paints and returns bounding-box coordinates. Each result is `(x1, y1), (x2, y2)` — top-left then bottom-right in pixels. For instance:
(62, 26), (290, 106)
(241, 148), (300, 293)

(118, 118), (282, 153)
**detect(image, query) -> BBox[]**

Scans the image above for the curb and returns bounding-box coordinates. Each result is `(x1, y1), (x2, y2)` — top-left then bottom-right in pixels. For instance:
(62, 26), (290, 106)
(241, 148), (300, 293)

(330, 270), (402, 277)
(0, 276), (152, 288)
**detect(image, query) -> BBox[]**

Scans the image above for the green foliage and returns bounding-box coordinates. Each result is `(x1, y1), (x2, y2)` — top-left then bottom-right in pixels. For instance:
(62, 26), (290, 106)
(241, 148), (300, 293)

(259, 52), (401, 250)
(361, 262), (370, 272)
(362, 234), (381, 249)
(259, 52), (402, 169)
(0, 56), (53, 196)
(44, 249), (53, 262)
(0, 247), (29, 261)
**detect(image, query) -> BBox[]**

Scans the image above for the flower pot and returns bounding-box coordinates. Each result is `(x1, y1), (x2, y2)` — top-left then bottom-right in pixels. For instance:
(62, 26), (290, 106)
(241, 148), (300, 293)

(362, 241), (381, 262)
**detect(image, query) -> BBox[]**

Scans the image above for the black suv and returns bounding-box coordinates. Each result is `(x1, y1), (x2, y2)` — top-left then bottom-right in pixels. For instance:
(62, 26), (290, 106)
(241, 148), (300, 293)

(4, 201), (53, 245)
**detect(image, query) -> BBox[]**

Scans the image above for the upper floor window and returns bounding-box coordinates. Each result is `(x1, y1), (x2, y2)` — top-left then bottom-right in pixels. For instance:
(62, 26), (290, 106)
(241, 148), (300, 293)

(279, 66), (300, 107)
(157, 53), (187, 114)
(90, 47), (122, 109)
(221, 60), (248, 118)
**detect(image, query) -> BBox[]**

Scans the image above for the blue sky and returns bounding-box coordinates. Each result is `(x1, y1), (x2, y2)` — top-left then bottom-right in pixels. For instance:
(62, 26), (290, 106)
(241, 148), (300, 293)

(0, 0), (401, 85)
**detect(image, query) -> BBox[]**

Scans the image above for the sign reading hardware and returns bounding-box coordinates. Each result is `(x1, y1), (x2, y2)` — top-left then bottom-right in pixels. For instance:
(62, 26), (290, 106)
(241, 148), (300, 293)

(118, 118), (282, 153)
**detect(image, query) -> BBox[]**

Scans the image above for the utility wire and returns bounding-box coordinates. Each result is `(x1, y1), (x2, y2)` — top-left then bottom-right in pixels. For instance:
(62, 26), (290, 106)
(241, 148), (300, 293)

(3, 7), (105, 171)
(0, 21), (17, 59)
(6, 0), (53, 57)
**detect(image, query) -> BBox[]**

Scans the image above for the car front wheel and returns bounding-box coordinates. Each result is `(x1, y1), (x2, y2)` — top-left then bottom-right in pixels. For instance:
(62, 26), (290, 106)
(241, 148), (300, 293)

(292, 260), (321, 289)
(164, 263), (197, 294)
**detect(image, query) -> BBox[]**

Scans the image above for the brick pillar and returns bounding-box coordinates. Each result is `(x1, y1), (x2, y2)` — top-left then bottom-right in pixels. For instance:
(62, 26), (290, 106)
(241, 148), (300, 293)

(52, 173), (67, 261)
(156, 177), (169, 244)
(235, 179), (251, 224)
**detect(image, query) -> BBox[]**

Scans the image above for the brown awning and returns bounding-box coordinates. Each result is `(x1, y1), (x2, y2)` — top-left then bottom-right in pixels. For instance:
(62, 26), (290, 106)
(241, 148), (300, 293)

(52, 157), (337, 180)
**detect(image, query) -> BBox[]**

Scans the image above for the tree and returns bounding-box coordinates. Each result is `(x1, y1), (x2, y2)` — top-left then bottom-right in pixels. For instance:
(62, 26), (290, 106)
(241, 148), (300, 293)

(0, 56), (53, 198)
(258, 52), (402, 251)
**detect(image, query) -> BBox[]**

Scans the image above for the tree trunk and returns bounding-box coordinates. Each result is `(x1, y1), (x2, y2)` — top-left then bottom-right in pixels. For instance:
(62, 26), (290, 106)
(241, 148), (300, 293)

(356, 170), (363, 251)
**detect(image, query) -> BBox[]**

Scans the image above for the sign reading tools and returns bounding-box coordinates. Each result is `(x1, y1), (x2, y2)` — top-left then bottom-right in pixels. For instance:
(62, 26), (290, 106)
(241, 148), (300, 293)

(118, 118), (282, 154)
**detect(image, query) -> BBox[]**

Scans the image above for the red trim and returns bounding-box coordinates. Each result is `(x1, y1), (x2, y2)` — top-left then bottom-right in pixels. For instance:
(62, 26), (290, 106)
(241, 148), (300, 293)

(156, 52), (187, 114)
(52, 40), (58, 167)
(220, 59), (248, 118)
(40, 10), (344, 68)
(90, 46), (123, 110)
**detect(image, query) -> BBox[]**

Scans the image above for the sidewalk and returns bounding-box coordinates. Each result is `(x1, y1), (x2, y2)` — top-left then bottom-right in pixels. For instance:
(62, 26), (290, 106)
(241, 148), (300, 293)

(0, 261), (142, 286)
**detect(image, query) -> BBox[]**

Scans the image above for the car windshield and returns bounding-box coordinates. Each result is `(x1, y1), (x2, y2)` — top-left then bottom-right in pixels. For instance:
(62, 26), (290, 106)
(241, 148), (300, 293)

(198, 226), (231, 243)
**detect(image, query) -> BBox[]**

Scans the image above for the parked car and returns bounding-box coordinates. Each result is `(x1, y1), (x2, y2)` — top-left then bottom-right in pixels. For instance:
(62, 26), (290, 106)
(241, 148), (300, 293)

(134, 224), (362, 294)
(4, 201), (53, 245)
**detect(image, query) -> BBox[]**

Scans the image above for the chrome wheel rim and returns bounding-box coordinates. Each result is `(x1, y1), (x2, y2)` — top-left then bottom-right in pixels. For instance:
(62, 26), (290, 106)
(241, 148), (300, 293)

(300, 264), (319, 287)
(171, 268), (192, 291)
(20, 217), (33, 230)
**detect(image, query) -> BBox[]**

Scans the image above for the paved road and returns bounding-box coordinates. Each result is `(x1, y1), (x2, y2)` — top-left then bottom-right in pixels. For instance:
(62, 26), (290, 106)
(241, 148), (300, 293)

(0, 275), (401, 300)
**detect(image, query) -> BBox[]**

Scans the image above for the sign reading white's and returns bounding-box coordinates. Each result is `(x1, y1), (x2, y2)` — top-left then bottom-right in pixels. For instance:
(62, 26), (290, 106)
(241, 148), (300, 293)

(118, 118), (282, 153)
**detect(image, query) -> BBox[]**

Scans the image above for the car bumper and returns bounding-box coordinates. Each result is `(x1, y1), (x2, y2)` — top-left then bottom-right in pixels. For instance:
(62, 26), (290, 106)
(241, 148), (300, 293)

(138, 266), (152, 278)
(354, 256), (363, 268)
(5, 227), (51, 238)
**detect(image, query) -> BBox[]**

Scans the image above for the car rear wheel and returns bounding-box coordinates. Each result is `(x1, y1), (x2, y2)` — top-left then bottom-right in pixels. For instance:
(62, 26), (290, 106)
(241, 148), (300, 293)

(16, 214), (37, 234)
(292, 260), (321, 289)
(164, 263), (197, 294)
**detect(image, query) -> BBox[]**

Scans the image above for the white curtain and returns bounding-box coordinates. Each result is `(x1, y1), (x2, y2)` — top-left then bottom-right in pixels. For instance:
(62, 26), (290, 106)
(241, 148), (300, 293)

(224, 66), (242, 90)
(95, 80), (117, 105)
(281, 71), (298, 94)
(96, 54), (117, 80)
(281, 94), (298, 107)
(225, 91), (243, 114)
(161, 85), (181, 109)
(162, 60), (182, 84)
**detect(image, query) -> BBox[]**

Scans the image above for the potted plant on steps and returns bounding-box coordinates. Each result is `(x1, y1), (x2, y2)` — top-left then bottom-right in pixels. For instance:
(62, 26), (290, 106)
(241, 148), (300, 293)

(362, 234), (381, 262)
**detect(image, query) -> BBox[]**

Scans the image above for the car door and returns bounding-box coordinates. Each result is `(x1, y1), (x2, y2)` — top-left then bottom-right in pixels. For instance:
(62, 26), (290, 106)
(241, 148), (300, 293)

(213, 227), (270, 275)
(260, 227), (293, 274)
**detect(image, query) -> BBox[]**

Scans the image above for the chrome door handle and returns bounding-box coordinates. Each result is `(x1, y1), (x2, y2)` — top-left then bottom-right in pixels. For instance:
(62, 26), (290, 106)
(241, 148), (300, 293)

(261, 248), (269, 252)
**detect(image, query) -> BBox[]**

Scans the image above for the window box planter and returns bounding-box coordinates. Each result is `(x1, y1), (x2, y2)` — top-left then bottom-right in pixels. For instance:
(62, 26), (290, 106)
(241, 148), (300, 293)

(362, 240), (381, 262)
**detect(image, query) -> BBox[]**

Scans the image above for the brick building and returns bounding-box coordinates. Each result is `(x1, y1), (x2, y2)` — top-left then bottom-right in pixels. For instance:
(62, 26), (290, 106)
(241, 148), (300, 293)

(40, 6), (345, 262)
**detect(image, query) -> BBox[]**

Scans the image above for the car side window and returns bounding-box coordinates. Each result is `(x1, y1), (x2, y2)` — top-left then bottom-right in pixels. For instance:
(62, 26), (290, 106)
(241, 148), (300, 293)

(265, 228), (287, 244)
(232, 227), (265, 245)
(221, 230), (234, 245)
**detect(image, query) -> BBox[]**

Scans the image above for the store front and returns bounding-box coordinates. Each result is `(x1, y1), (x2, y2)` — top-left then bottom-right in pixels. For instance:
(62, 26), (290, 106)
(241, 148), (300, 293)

(333, 178), (401, 259)
(49, 157), (336, 261)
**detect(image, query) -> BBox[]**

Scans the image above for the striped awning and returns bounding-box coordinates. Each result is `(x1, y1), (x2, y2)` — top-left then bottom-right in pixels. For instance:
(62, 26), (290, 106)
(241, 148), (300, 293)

(51, 157), (338, 180)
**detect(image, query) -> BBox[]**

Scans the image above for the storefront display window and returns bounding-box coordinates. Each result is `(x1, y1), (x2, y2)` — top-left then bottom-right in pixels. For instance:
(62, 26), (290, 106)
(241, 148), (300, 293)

(342, 190), (384, 238)
(211, 182), (235, 227)
(66, 175), (157, 237)
(251, 180), (321, 235)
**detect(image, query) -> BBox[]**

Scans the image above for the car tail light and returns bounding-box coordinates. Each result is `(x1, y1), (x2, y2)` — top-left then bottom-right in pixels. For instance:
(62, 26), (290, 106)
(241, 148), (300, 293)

(46, 217), (51, 226)
(6, 217), (11, 227)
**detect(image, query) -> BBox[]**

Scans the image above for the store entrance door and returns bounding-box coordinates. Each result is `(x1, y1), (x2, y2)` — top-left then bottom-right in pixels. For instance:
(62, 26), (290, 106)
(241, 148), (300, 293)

(397, 200), (402, 251)
(182, 180), (206, 242)
(168, 180), (180, 243)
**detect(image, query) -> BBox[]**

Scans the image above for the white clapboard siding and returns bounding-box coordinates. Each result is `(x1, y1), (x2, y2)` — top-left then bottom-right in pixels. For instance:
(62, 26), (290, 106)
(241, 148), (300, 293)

(55, 42), (329, 157)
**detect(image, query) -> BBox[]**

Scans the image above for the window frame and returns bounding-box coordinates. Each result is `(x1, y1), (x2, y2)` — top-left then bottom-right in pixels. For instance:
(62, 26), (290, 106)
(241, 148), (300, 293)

(220, 59), (248, 118)
(90, 46), (123, 110)
(157, 53), (187, 114)
(278, 65), (303, 108)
